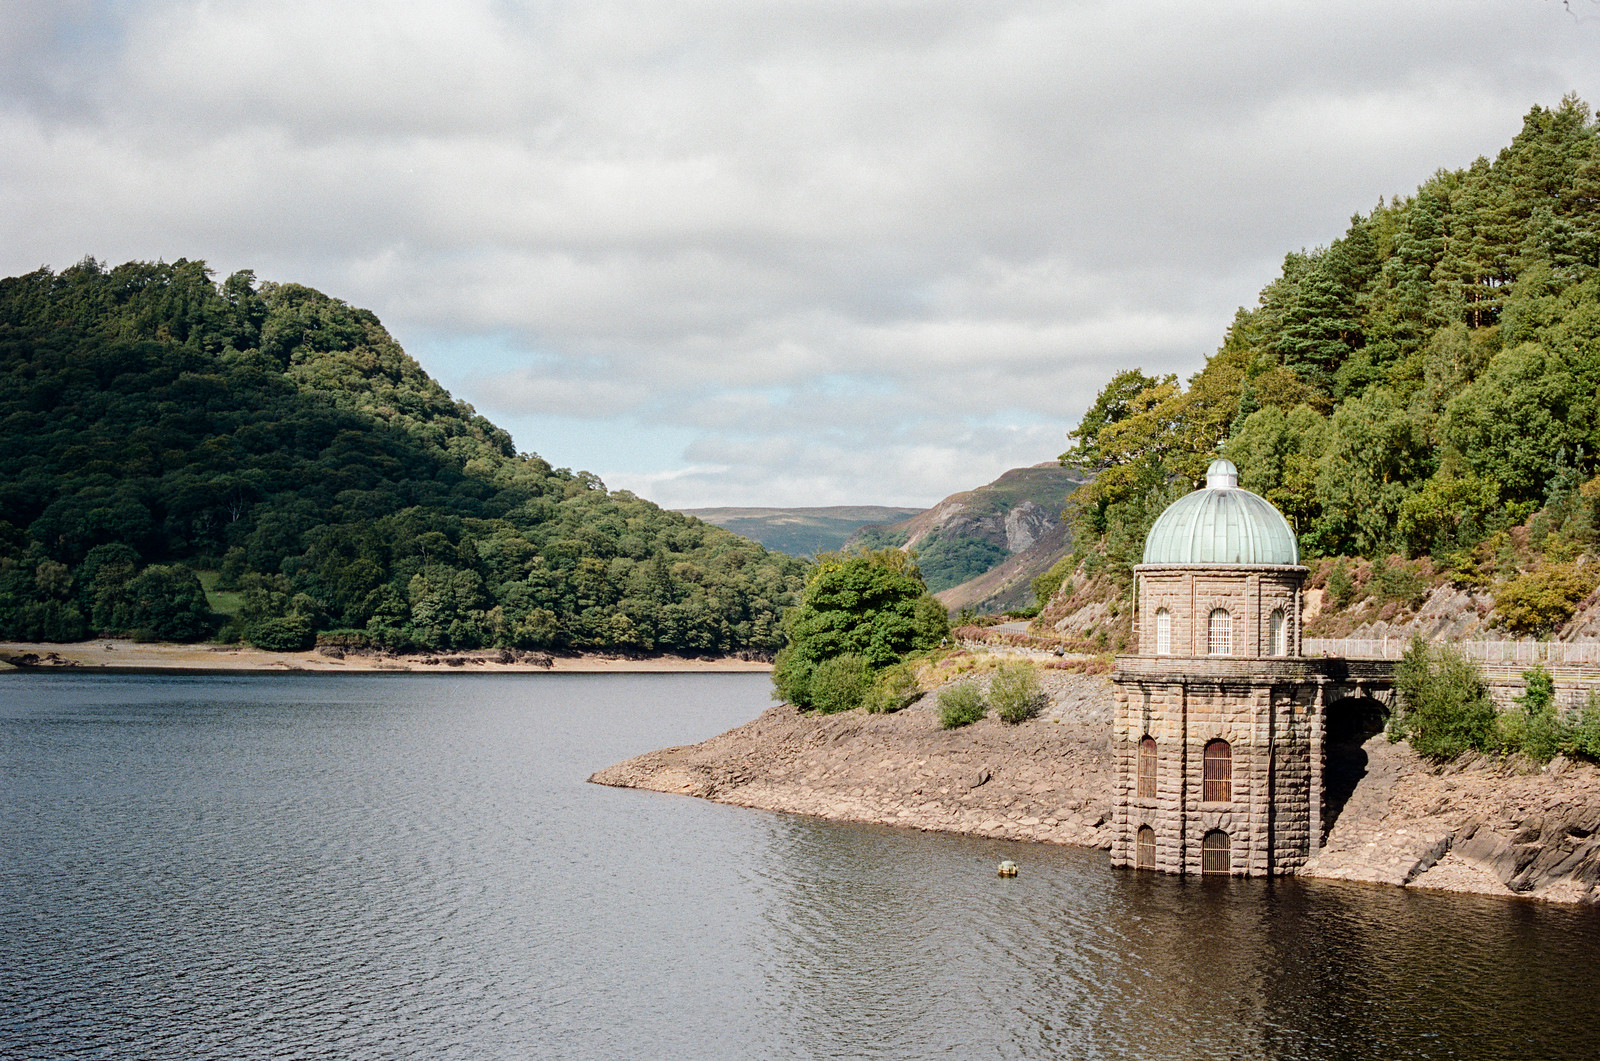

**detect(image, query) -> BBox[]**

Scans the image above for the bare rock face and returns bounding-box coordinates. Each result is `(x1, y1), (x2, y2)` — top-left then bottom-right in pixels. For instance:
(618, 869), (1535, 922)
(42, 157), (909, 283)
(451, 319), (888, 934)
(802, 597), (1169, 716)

(1344, 583), (1498, 642)
(1004, 501), (1053, 554)
(1304, 736), (1600, 903)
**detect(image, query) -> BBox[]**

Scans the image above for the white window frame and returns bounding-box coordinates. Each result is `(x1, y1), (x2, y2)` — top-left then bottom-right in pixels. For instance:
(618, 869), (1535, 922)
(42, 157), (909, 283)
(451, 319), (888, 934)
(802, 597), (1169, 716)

(1155, 608), (1171, 655)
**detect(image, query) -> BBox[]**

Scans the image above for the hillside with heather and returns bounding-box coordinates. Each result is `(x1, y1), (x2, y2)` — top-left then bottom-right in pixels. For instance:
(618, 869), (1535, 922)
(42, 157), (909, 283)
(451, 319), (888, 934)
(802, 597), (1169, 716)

(845, 464), (1084, 599)
(1041, 97), (1600, 649)
(0, 260), (803, 654)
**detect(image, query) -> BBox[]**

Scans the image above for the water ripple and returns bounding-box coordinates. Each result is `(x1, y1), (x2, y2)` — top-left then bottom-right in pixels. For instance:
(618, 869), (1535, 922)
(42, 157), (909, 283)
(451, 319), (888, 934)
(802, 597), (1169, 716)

(3, 672), (1599, 1060)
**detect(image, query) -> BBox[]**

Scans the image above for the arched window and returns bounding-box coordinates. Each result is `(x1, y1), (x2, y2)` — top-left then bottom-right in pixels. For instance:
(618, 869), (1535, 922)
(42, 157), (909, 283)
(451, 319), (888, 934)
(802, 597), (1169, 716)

(1207, 608), (1232, 655)
(1154, 608), (1171, 655)
(1203, 739), (1232, 802)
(1137, 737), (1157, 798)
(1268, 608), (1286, 657)
(1136, 825), (1156, 870)
(1201, 829), (1231, 875)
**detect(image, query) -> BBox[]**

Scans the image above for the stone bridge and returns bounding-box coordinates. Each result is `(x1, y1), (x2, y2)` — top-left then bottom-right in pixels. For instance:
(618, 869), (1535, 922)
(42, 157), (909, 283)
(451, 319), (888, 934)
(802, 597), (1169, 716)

(1305, 638), (1600, 712)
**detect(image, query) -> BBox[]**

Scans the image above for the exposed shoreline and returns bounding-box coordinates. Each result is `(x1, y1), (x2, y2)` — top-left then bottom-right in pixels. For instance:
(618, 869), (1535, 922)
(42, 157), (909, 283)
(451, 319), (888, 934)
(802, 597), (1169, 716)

(592, 663), (1600, 905)
(0, 639), (774, 675)
(592, 670), (1116, 849)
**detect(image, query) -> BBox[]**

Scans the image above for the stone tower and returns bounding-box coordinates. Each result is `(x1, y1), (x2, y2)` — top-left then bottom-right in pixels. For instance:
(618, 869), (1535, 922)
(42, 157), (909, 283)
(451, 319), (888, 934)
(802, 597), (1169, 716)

(1110, 458), (1320, 877)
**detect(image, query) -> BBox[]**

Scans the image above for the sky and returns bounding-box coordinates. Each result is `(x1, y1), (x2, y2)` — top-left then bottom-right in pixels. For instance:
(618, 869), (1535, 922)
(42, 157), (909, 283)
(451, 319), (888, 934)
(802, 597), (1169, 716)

(3, 1), (1599, 510)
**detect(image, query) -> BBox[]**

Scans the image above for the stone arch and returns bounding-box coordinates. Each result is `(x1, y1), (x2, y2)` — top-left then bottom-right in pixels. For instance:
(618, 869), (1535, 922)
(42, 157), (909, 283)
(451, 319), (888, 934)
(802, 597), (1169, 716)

(1201, 829), (1231, 874)
(1135, 824), (1156, 869)
(1322, 695), (1388, 837)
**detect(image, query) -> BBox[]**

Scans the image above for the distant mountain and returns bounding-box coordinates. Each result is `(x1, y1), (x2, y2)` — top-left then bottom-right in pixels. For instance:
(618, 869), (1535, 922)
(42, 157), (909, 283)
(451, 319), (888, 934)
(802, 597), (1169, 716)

(844, 464), (1085, 605)
(679, 506), (925, 558)
(935, 519), (1073, 614)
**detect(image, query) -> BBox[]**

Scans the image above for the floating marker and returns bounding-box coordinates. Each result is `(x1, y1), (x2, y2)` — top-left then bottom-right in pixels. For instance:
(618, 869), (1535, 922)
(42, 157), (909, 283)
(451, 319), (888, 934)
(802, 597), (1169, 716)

(997, 860), (1018, 877)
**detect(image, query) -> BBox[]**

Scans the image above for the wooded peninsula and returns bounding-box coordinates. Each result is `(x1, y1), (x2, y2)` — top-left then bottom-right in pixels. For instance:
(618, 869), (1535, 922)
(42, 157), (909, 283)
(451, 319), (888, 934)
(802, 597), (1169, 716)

(0, 262), (803, 655)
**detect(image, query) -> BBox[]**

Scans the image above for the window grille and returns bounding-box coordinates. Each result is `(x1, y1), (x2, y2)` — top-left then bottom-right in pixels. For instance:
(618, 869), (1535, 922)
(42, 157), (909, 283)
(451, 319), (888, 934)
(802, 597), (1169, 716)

(1155, 608), (1171, 655)
(1137, 737), (1157, 798)
(1269, 608), (1286, 657)
(1203, 739), (1232, 802)
(1208, 608), (1232, 655)
(1201, 829), (1231, 875)
(1136, 826), (1156, 870)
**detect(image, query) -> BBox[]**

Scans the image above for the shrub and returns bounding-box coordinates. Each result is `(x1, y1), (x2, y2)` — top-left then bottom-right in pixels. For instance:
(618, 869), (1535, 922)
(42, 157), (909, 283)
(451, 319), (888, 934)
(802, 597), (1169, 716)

(938, 682), (986, 728)
(1030, 556), (1075, 609)
(1565, 693), (1600, 761)
(1392, 636), (1497, 759)
(247, 615), (315, 652)
(1498, 665), (1566, 762)
(771, 646), (815, 707)
(863, 662), (922, 714)
(1492, 563), (1597, 636)
(990, 662), (1043, 724)
(1325, 559), (1356, 608)
(808, 653), (872, 714)
(1370, 556), (1426, 607)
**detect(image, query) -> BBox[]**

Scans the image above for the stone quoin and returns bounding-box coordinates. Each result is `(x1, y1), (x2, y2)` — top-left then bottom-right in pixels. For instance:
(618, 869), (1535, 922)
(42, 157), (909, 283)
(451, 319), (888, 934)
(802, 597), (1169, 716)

(1111, 458), (1392, 877)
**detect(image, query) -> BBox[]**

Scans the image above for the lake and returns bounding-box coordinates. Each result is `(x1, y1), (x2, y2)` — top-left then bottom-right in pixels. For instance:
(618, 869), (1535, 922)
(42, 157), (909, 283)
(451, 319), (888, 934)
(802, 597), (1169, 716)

(3, 671), (1599, 1060)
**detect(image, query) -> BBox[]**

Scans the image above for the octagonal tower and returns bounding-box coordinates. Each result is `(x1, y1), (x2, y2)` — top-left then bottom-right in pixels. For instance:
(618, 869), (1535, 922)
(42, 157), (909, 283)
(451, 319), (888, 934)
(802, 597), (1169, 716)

(1111, 458), (1320, 877)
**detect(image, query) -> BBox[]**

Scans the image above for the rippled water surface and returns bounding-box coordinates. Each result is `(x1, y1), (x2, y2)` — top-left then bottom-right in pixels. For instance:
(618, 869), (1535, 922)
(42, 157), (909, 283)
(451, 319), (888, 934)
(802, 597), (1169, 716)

(4, 672), (1599, 1060)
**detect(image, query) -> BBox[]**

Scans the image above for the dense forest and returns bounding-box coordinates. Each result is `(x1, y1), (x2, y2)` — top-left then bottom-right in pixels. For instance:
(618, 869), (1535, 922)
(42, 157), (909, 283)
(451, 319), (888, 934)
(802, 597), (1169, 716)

(0, 260), (804, 653)
(1062, 96), (1600, 624)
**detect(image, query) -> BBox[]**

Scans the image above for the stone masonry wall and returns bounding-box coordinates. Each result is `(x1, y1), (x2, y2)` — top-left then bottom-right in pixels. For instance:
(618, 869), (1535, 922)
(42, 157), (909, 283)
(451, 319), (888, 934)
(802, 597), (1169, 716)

(1113, 676), (1317, 875)
(1136, 565), (1306, 658)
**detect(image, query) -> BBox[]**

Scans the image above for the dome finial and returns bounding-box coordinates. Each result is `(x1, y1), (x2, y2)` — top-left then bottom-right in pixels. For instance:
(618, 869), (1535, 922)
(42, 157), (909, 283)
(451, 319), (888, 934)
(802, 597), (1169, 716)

(1206, 458), (1238, 490)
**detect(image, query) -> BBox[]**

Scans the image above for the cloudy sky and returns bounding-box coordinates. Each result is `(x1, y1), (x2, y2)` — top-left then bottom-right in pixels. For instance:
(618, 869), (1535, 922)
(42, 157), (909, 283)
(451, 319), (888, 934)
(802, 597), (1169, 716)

(3, 1), (1598, 509)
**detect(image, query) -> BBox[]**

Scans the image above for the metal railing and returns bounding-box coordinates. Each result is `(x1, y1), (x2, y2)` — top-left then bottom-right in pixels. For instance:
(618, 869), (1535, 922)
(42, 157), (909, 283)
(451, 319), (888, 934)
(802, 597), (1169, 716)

(1304, 638), (1600, 666)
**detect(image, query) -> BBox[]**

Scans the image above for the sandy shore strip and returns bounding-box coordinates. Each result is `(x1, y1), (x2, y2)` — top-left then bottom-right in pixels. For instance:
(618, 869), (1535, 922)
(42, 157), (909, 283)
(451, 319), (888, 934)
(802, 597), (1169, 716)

(0, 640), (774, 674)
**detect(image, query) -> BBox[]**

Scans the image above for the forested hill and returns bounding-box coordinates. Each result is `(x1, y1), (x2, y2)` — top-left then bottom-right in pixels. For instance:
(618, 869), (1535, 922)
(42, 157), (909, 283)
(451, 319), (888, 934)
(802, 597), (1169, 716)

(0, 259), (804, 653)
(1060, 97), (1600, 640)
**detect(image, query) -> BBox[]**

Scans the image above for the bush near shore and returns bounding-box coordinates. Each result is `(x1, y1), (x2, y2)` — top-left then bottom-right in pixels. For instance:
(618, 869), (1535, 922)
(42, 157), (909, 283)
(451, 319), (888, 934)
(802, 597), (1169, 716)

(1393, 637), (1600, 763)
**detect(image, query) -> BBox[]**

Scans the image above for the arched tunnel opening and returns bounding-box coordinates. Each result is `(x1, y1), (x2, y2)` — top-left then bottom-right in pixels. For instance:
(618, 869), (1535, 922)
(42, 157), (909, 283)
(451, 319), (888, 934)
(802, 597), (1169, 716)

(1322, 696), (1388, 837)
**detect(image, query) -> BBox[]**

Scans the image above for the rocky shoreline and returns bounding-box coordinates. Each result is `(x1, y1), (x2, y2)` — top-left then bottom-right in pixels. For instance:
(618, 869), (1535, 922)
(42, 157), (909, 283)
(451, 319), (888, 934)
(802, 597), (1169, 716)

(592, 666), (1600, 905)
(592, 671), (1116, 848)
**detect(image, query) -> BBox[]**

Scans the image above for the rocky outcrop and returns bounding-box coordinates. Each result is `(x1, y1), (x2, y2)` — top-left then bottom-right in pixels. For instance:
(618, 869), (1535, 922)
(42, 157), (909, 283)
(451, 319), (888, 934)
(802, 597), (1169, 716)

(1302, 736), (1600, 903)
(1003, 500), (1051, 553)
(1339, 582), (1498, 642)
(843, 463), (1084, 600)
(936, 521), (1072, 615)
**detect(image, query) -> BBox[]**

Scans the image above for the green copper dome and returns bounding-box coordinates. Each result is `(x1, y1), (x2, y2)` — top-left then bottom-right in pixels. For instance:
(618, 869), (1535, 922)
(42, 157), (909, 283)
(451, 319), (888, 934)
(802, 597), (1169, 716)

(1141, 459), (1300, 566)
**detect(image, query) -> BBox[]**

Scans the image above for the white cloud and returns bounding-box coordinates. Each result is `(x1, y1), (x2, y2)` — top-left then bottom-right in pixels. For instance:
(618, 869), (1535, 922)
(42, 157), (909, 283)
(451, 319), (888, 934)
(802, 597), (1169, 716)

(3, 0), (1598, 506)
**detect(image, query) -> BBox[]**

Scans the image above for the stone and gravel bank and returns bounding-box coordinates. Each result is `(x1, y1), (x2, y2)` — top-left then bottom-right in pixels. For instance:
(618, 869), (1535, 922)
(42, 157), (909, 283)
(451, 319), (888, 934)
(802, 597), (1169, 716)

(591, 671), (1116, 849)
(591, 665), (1600, 904)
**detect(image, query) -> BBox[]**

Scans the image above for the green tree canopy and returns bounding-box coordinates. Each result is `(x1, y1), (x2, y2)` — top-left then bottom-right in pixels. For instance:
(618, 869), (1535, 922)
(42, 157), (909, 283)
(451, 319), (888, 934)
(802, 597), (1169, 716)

(771, 548), (948, 711)
(0, 258), (805, 653)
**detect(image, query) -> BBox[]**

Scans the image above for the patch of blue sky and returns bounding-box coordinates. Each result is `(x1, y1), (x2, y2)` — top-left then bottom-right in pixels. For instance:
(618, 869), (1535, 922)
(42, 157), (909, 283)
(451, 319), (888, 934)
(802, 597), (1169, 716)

(407, 328), (557, 379)
(481, 411), (700, 484)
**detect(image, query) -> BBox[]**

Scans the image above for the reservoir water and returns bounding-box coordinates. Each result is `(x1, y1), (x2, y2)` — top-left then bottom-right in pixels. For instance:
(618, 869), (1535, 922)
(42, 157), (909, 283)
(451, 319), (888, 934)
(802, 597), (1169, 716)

(3, 671), (1598, 1060)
